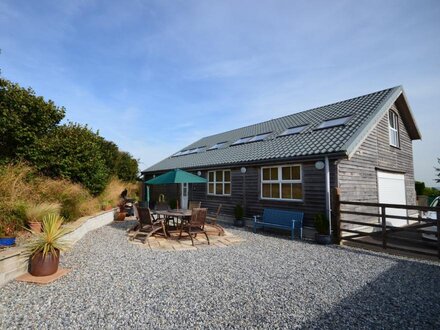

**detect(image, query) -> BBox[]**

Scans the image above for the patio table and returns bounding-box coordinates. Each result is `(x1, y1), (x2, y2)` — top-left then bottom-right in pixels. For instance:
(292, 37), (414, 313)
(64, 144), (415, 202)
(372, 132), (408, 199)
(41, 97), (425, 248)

(155, 209), (192, 235)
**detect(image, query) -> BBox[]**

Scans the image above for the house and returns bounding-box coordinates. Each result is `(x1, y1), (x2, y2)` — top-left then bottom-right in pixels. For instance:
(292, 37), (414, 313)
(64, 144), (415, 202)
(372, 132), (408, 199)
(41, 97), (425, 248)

(141, 86), (421, 228)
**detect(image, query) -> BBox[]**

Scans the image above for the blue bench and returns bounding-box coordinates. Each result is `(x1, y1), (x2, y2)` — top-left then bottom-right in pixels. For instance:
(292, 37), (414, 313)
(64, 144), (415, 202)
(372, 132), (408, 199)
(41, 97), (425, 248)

(253, 208), (304, 240)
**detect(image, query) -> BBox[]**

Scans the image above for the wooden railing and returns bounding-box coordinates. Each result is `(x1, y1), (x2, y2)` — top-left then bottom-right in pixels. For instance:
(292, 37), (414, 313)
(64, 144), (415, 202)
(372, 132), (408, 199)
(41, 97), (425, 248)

(333, 188), (440, 259)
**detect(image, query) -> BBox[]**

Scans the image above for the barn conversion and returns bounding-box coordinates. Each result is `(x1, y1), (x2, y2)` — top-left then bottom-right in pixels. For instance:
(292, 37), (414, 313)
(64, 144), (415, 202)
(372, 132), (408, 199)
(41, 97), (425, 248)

(141, 86), (421, 228)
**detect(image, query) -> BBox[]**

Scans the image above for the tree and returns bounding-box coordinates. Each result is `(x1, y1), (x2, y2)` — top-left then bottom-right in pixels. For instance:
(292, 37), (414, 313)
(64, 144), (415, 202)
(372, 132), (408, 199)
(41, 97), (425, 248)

(115, 151), (139, 182)
(0, 78), (65, 162)
(33, 123), (110, 195)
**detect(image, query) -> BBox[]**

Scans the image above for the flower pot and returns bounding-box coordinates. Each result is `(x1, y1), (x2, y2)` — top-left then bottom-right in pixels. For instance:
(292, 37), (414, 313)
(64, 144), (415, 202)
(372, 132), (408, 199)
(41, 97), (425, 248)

(315, 233), (332, 245)
(0, 237), (16, 247)
(234, 219), (245, 227)
(29, 250), (60, 276)
(116, 212), (126, 221)
(105, 205), (113, 211)
(29, 221), (42, 233)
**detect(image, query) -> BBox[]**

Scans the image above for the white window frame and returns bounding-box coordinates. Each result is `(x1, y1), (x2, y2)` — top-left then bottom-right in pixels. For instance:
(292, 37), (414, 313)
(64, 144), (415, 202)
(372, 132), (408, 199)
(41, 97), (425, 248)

(207, 169), (231, 196)
(260, 165), (303, 201)
(388, 110), (400, 147)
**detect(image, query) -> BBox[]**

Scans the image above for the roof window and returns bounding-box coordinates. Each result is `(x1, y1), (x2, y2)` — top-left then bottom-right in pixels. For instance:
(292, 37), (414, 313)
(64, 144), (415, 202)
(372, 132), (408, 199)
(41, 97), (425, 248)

(317, 115), (351, 129)
(279, 125), (307, 136)
(231, 136), (253, 145)
(248, 132), (271, 142)
(207, 142), (227, 151)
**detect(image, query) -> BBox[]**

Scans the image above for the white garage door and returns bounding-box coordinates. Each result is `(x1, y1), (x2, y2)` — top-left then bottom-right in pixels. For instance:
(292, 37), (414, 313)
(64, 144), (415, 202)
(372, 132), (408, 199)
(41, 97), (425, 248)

(377, 171), (407, 227)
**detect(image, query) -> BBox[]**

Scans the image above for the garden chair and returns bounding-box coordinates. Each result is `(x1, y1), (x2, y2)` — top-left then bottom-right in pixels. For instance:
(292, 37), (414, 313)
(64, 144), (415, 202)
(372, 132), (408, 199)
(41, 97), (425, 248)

(179, 208), (210, 246)
(188, 201), (201, 210)
(206, 204), (225, 236)
(130, 207), (167, 244)
(126, 203), (141, 233)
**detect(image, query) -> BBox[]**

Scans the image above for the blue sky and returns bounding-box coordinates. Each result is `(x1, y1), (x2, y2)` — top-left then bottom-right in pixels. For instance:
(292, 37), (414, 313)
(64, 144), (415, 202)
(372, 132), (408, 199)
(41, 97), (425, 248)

(1, 0), (439, 184)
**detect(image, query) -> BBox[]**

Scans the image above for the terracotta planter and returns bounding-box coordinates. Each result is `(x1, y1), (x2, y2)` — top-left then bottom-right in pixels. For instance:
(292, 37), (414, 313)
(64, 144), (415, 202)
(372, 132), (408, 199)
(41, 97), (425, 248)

(29, 250), (60, 276)
(105, 205), (113, 211)
(29, 221), (42, 233)
(116, 212), (126, 221)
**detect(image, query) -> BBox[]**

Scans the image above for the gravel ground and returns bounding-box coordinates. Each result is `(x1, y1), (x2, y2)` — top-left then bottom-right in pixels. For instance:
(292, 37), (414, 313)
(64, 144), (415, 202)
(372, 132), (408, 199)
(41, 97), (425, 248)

(1, 221), (439, 329)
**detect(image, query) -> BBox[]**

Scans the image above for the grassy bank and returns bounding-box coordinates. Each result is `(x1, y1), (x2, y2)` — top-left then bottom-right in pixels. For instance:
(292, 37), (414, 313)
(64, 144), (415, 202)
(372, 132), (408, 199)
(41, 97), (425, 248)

(0, 163), (138, 237)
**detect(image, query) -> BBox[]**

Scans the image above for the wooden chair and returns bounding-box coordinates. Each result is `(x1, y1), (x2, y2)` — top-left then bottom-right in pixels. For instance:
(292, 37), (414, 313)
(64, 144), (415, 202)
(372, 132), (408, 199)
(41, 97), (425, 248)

(188, 201), (201, 210)
(126, 203), (141, 233)
(130, 206), (167, 244)
(206, 204), (225, 236)
(179, 208), (210, 246)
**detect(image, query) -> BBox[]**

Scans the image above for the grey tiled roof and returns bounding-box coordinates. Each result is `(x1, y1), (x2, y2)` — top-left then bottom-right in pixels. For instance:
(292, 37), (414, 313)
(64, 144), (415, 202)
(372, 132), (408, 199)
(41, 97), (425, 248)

(143, 87), (401, 173)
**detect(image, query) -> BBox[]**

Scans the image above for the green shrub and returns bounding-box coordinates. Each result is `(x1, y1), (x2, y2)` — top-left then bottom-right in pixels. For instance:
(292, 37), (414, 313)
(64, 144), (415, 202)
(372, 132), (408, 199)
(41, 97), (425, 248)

(415, 181), (425, 196)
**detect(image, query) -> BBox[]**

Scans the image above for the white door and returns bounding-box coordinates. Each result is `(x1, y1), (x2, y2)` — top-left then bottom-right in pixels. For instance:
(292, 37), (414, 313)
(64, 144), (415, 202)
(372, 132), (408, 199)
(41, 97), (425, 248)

(180, 183), (188, 209)
(377, 171), (407, 227)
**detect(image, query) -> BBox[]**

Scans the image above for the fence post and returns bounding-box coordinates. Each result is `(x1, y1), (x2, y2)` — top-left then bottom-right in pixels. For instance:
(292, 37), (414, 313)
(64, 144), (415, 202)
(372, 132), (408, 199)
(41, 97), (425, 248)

(381, 206), (387, 249)
(332, 188), (341, 245)
(437, 207), (440, 259)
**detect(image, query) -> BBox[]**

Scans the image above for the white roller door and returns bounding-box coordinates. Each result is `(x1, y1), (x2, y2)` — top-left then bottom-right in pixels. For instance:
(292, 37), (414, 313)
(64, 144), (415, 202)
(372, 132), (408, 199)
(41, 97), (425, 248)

(377, 171), (407, 227)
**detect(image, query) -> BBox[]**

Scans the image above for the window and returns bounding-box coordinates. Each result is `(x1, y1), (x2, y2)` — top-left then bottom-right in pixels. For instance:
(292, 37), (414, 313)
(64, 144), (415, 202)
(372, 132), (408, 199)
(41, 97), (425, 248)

(317, 115), (351, 129)
(248, 132), (271, 142)
(389, 110), (399, 147)
(231, 136), (253, 145)
(261, 165), (302, 200)
(279, 125), (308, 136)
(207, 142), (227, 151)
(207, 170), (231, 196)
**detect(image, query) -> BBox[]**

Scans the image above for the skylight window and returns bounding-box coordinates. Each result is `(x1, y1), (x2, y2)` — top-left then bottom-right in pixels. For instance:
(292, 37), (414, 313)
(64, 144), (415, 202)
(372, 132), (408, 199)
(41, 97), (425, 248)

(317, 115), (351, 129)
(207, 142), (227, 151)
(248, 132), (271, 142)
(187, 148), (198, 154)
(231, 136), (253, 145)
(279, 125), (308, 136)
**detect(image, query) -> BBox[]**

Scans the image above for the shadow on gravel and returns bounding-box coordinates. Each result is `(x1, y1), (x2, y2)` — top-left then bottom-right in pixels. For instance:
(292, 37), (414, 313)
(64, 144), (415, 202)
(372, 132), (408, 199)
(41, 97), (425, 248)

(300, 260), (440, 329)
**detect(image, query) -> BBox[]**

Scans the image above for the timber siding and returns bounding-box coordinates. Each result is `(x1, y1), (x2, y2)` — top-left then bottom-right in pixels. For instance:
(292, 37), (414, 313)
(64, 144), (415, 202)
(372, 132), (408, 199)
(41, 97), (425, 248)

(184, 159), (337, 227)
(337, 103), (416, 222)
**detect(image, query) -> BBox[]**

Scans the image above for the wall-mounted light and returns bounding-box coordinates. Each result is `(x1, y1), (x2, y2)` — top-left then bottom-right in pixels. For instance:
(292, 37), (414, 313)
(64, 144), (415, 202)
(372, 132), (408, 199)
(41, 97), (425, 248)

(153, 174), (156, 178)
(240, 167), (247, 174)
(315, 161), (325, 170)
(197, 171), (202, 176)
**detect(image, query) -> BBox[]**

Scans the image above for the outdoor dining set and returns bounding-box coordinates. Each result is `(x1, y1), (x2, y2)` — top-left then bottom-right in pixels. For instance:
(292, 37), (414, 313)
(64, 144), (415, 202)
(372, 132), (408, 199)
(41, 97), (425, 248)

(128, 202), (224, 246)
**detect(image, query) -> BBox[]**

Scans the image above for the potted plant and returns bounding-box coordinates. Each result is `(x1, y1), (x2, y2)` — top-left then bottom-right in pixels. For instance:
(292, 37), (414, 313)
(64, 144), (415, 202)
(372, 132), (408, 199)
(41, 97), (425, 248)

(115, 199), (126, 221)
(101, 201), (113, 211)
(25, 202), (61, 233)
(234, 204), (245, 227)
(314, 213), (331, 244)
(23, 213), (71, 276)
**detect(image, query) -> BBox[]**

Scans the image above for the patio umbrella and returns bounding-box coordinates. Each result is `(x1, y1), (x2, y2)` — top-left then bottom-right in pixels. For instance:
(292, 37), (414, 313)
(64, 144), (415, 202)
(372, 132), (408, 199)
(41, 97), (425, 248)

(145, 169), (207, 207)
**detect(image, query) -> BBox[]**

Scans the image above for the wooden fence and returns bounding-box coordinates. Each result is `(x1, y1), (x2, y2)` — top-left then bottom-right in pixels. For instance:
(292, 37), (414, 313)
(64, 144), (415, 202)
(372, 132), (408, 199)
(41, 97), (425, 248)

(333, 189), (440, 259)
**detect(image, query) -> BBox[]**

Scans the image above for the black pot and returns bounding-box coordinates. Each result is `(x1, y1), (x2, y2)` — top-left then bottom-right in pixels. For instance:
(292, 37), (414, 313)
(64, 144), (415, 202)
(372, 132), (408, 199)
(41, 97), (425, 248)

(234, 219), (245, 227)
(29, 250), (60, 276)
(315, 233), (332, 245)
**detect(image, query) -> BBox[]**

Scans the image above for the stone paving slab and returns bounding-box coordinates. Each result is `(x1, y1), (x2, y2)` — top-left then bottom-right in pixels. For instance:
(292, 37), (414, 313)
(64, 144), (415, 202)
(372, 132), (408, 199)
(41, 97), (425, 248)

(128, 224), (245, 251)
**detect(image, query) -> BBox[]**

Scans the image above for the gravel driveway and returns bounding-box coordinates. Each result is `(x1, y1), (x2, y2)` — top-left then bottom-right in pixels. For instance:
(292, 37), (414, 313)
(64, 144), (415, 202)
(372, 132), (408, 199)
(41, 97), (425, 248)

(1, 221), (439, 329)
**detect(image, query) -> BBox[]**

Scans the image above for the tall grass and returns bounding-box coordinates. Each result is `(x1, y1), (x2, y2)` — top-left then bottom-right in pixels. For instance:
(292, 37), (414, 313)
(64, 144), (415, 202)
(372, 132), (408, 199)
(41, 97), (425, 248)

(0, 163), (138, 235)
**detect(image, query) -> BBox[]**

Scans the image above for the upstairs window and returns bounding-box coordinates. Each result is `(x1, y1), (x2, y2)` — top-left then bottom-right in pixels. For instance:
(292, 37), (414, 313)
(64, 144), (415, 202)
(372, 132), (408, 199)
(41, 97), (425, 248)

(231, 136), (253, 145)
(207, 142), (227, 151)
(317, 115), (351, 129)
(208, 170), (231, 196)
(248, 132), (271, 142)
(279, 125), (308, 136)
(389, 110), (399, 147)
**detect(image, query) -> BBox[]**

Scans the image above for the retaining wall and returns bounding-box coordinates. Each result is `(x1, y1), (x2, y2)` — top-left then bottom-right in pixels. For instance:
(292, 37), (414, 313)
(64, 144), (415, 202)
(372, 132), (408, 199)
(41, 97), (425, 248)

(0, 209), (115, 287)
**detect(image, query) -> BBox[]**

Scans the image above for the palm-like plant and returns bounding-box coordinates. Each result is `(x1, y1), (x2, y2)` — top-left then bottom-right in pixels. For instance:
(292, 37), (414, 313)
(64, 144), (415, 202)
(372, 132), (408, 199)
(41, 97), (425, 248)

(23, 213), (72, 258)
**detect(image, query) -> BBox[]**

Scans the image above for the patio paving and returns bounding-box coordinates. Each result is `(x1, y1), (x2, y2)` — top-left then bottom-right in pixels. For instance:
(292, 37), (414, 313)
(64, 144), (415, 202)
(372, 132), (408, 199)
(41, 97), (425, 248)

(0, 220), (439, 329)
(128, 224), (245, 251)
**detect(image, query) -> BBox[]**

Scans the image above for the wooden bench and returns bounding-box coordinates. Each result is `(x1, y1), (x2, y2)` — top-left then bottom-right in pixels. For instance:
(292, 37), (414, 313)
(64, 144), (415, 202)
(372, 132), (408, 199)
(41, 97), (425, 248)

(253, 208), (304, 240)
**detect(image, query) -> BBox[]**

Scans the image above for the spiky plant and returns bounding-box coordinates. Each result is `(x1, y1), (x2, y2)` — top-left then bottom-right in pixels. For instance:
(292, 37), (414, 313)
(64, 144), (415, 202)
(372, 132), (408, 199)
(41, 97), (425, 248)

(23, 214), (72, 258)
(25, 202), (61, 223)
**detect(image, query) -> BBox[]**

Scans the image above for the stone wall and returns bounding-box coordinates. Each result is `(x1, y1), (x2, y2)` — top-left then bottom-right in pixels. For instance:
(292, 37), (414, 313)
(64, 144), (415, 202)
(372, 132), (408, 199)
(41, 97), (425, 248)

(0, 209), (115, 287)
